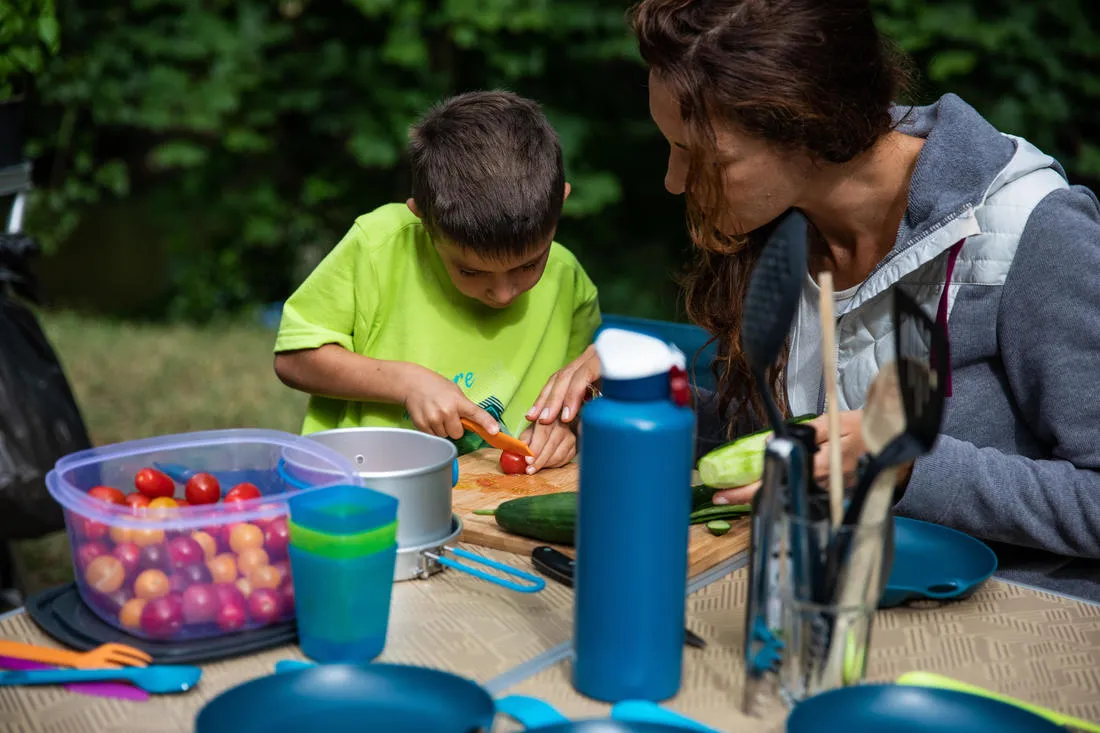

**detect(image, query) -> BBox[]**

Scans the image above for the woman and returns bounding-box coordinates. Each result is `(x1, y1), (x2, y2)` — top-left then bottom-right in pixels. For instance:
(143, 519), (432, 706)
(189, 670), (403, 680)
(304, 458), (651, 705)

(528, 0), (1100, 601)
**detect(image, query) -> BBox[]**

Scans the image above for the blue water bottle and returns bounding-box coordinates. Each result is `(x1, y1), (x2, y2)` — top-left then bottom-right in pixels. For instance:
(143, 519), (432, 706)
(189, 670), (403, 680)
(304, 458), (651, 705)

(573, 327), (696, 702)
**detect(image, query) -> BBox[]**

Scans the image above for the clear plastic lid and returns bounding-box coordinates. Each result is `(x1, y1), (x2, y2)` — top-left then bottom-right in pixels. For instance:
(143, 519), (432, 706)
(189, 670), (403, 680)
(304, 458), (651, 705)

(47, 428), (362, 531)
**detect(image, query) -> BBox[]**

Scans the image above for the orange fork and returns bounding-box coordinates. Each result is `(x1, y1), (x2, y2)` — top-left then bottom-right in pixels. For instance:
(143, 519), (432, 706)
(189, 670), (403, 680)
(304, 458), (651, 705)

(0, 640), (152, 670)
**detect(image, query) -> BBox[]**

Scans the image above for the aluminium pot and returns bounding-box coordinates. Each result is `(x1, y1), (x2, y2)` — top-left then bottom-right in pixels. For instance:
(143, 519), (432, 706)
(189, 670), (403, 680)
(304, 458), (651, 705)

(279, 427), (543, 593)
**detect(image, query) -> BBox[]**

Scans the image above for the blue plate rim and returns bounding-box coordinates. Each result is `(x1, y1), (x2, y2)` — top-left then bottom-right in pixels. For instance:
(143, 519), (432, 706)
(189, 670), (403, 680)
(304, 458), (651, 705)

(885, 516), (998, 605)
(787, 683), (1062, 732)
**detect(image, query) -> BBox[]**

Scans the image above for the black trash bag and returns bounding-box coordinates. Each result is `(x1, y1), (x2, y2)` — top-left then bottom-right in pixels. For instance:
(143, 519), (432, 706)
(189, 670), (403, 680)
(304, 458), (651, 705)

(0, 232), (93, 540)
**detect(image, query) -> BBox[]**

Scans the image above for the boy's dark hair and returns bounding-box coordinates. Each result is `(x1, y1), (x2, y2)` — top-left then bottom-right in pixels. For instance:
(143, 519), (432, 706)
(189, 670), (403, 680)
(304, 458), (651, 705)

(408, 90), (565, 259)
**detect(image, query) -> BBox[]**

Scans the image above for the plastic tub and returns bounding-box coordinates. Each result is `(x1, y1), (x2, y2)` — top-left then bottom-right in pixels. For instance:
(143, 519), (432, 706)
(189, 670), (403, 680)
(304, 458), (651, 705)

(46, 429), (361, 642)
(290, 543), (398, 663)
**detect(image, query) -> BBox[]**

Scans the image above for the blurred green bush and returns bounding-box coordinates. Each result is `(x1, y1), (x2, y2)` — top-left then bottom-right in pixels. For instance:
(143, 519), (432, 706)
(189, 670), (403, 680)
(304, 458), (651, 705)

(17, 0), (1100, 322)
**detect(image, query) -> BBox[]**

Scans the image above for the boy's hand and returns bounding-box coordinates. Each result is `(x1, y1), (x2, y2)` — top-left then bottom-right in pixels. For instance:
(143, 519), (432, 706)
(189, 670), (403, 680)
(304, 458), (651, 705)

(519, 419), (576, 474)
(401, 364), (499, 440)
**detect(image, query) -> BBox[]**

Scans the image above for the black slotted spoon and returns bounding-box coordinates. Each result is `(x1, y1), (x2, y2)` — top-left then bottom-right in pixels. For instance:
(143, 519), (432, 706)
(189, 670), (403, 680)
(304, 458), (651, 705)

(740, 208), (811, 710)
(740, 209), (808, 436)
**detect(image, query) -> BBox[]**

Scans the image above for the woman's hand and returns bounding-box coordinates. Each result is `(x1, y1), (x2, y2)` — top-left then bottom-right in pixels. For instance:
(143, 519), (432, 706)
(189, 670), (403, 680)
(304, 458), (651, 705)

(526, 344), (601, 425)
(519, 419), (577, 473)
(710, 410), (868, 505)
(805, 410), (867, 487)
(401, 364), (499, 440)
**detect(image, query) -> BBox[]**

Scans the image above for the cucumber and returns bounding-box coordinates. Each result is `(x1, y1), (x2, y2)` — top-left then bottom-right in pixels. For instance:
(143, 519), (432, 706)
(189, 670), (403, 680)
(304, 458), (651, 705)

(691, 483), (717, 510)
(690, 504), (751, 524)
(491, 491), (578, 545)
(482, 484), (749, 546)
(696, 413), (817, 488)
(706, 520), (731, 536)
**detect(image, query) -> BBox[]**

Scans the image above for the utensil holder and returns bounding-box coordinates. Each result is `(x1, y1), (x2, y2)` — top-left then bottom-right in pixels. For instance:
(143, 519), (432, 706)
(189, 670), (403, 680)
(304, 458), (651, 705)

(777, 514), (889, 705)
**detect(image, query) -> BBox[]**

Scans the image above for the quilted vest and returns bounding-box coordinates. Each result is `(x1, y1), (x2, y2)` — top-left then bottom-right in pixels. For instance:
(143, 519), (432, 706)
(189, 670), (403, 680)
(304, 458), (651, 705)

(803, 135), (1070, 412)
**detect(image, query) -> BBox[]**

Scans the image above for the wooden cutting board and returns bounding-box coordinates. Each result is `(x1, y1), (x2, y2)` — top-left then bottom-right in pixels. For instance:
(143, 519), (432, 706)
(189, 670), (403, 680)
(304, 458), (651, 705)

(453, 449), (751, 578)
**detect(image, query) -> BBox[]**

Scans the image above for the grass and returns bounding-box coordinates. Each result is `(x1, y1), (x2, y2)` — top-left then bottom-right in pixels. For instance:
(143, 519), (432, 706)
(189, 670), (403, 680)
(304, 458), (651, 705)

(41, 311), (307, 445)
(9, 310), (309, 600)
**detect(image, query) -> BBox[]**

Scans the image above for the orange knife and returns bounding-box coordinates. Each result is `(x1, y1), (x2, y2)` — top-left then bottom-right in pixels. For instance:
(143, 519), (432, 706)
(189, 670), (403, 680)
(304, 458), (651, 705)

(460, 418), (534, 457)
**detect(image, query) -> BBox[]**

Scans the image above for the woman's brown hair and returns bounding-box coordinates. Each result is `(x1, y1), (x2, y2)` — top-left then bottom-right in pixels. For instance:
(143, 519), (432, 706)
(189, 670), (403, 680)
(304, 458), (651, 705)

(629, 0), (913, 435)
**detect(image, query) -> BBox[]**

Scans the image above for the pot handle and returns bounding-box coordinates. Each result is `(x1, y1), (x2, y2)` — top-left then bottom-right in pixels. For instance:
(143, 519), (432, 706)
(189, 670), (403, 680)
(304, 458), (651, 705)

(276, 458), (313, 490)
(452, 458), (459, 487)
(425, 546), (545, 593)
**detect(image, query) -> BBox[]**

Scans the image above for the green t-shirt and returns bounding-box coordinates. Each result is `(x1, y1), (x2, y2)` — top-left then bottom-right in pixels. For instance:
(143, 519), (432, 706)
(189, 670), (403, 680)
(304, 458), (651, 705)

(274, 203), (602, 452)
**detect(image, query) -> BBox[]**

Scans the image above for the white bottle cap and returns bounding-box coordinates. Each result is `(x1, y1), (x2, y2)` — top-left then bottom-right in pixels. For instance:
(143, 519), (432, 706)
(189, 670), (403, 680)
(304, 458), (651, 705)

(594, 328), (686, 381)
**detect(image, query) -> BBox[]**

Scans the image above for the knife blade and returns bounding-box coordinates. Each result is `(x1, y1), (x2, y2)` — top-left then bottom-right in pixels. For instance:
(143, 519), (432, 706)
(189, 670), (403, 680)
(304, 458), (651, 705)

(530, 546), (707, 650)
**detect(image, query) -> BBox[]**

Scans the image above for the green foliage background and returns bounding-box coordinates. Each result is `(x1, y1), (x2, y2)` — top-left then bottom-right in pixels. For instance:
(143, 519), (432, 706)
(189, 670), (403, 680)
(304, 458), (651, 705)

(19, 0), (1100, 322)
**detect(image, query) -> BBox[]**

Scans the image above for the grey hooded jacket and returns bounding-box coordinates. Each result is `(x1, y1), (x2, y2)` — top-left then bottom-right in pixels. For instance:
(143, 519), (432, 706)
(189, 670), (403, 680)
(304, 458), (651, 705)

(698, 93), (1100, 602)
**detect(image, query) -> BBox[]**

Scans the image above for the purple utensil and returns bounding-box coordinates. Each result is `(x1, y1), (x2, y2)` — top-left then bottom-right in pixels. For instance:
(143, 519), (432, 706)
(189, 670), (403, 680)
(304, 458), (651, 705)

(0, 655), (150, 701)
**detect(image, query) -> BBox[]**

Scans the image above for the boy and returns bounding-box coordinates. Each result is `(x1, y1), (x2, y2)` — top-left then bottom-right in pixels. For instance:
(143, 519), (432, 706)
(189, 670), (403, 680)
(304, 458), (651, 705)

(273, 91), (601, 473)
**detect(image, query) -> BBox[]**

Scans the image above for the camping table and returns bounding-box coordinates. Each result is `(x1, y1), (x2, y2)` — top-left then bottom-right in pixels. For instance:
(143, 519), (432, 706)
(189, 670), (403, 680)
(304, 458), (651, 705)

(1, 544), (1098, 732)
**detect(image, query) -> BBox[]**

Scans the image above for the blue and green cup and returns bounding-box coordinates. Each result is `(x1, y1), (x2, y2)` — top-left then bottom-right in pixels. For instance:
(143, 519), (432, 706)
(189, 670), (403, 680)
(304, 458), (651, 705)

(286, 485), (400, 663)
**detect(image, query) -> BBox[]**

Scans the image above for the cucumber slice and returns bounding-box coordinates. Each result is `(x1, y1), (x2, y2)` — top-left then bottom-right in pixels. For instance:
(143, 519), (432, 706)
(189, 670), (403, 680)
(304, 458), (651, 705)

(706, 519), (732, 536)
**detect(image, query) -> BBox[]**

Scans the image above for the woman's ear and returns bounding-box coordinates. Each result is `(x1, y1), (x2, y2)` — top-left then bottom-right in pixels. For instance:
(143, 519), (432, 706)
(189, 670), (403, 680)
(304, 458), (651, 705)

(563, 182), (572, 201)
(406, 198), (423, 219)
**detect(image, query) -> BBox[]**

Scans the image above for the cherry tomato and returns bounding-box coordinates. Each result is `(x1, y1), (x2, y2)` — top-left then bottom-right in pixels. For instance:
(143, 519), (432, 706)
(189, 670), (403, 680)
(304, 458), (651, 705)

(248, 564), (282, 590)
(247, 588), (284, 625)
(75, 541), (109, 572)
(237, 547), (269, 577)
(166, 536), (205, 570)
(229, 523), (264, 554)
(85, 556), (126, 594)
(123, 493), (151, 513)
(236, 577), (254, 599)
(185, 473), (221, 505)
(224, 483), (261, 503)
(109, 526), (133, 547)
(134, 468), (175, 499)
(263, 517), (290, 560)
(140, 594), (183, 638)
(133, 569), (171, 600)
(500, 451), (527, 475)
(181, 584), (218, 624)
(87, 486), (126, 505)
(131, 526), (166, 548)
(192, 531), (217, 561)
(215, 602), (247, 632)
(73, 514), (109, 542)
(118, 598), (147, 630)
(148, 497), (178, 517)
(207, 553), (238, 584)
(279, 572), (295, 614)
(111, 542), (142, 579)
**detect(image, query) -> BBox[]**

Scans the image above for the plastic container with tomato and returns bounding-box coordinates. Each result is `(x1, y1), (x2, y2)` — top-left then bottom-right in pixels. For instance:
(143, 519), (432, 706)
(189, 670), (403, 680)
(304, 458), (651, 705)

(47, 429), (362, 642)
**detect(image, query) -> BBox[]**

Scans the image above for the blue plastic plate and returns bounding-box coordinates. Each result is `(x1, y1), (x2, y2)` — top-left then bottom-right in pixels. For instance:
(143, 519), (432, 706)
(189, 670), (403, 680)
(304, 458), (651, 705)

(881, 517), (998, 608)
(194, 663), (495, 733)
(787, 684), (1061, 733)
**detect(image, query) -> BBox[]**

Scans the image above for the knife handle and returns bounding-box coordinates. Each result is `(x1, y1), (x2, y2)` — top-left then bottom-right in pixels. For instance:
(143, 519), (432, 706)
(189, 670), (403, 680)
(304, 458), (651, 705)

(531, 546), (575, 588)
(530, 546), (707, 650)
